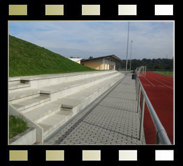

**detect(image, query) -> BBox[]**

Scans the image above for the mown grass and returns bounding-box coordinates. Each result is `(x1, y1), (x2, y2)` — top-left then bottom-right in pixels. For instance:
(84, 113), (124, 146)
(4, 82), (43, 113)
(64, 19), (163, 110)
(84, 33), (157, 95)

(153, 71), (173, 77)
(9, 35), (96, 77)
(9, 115), (29, 139)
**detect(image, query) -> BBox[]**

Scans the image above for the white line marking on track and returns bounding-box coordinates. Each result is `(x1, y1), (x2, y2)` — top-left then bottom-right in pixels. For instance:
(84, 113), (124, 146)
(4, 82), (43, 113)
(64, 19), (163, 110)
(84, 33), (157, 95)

(147, 75), (173, 90)
(157, 78), (173, 84)
(149, 74), (173, 84)
(143, 77), (155, 86)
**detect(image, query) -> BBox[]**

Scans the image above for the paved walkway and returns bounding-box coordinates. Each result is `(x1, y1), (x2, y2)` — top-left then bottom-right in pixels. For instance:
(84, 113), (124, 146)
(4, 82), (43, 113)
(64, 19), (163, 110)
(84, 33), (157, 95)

(43, 73), (146, 145)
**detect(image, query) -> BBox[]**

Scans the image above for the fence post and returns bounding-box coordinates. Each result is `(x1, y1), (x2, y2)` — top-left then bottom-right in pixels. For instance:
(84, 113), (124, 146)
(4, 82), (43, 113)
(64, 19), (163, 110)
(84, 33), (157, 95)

(139, 94), (145, 140)
(136, 76), (139, 101)
(137, 83), (141, 113)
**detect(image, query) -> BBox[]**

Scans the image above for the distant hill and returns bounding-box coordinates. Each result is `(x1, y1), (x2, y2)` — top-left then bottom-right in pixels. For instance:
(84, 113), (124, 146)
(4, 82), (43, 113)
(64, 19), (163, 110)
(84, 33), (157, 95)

(9, 35), (96, 77)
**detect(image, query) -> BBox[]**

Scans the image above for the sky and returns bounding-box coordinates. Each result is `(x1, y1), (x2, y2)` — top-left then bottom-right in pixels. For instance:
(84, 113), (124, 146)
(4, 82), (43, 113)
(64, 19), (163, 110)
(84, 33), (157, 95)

(9, 21), (174, 60)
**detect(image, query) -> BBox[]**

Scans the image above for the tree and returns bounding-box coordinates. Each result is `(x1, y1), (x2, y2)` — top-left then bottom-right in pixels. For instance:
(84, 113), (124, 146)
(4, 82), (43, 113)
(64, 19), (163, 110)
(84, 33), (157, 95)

(121, 58), (173, 71)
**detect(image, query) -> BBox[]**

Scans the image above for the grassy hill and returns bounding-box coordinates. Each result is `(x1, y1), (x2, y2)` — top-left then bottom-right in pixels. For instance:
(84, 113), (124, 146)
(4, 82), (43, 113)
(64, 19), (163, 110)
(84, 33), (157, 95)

(9, 35), (96, 77)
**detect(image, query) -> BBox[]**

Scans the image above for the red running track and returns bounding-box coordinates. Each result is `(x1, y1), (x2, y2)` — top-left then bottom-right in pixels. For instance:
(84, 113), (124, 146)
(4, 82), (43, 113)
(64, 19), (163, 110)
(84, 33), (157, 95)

(139, 71), (174, 144)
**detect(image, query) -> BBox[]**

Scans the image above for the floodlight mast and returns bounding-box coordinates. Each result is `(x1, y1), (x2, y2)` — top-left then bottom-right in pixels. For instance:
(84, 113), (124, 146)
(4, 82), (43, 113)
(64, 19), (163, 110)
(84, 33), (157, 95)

(125, 22), (130, 73)
(130, 40), (133, 71)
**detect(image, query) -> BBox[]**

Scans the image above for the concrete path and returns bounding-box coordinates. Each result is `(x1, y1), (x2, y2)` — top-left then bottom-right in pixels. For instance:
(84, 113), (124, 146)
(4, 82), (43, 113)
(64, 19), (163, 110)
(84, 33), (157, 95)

(43, 73), (146, 145)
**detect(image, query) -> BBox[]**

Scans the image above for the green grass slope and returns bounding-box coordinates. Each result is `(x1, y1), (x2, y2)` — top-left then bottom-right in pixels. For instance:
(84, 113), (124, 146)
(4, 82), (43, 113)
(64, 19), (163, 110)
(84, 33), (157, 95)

(9, 35), (96, 77)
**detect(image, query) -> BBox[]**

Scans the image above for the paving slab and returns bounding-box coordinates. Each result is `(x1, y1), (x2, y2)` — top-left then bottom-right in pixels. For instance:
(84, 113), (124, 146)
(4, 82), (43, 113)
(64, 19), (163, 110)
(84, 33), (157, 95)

(43, 73), (146, 145)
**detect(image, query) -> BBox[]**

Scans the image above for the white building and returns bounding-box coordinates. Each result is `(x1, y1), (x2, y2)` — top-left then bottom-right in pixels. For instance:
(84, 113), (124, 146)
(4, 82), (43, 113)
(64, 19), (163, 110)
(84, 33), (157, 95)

(68, 57), (83, 64)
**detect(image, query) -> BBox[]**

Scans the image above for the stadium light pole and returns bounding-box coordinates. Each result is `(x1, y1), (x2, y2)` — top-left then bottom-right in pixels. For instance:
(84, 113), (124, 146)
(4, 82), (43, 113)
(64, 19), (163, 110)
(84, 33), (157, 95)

(125, 22), (130, 73)
(130, 40), (133, 71)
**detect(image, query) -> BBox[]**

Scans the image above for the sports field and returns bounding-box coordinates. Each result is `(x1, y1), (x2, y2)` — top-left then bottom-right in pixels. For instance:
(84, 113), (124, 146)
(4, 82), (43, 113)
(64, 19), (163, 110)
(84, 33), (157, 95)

(139, 71), (174, 144)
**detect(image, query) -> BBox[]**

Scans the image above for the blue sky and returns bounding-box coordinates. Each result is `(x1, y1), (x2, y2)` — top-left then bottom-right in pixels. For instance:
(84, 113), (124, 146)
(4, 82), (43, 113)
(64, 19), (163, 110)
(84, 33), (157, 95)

(9, 21), (174, 60)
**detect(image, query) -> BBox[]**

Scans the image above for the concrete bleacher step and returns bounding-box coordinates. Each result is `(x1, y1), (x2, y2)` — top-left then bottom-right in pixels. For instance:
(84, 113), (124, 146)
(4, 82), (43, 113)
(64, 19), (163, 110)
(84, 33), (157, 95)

(9, 83), (31, 93)
(38, 71), (119, 102)
(9, 77), (31, 93)
(24, 102), (61, 123)
(9, 71), (118, 114)
(9, 71), (116, 97)
(38, 111), (73, 139)
(60, 73), (122, 113)
(9, 77), (21, 85)
(9, 71), (118, 104)
(36, 72), (123, 140)
(11, 95), (51, 113)
(9, 70), (124, 143)
(9, 89), (40, 104)
(17, 71), (116, 90)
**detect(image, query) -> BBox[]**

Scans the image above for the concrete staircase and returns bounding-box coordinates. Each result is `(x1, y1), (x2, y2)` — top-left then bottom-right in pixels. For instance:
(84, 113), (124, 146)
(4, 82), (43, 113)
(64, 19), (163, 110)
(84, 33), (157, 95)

(9, 71), (124, 142)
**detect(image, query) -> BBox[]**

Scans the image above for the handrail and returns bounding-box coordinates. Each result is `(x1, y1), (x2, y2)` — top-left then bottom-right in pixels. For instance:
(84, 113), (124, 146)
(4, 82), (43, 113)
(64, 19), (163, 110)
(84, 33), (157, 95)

(135, 72), (171, 145)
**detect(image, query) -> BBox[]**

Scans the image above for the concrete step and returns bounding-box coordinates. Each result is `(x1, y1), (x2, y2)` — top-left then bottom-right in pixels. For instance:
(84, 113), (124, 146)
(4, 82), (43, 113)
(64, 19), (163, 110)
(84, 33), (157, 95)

(9, 77), (20, 85)
(12, 95), (51, 113)
(39, 71), (119, 101)
(39, 111), (73, 139)
(9, 83), (31, 93)
(59, 72), (123, 114)
(9, 71), (117, 103)
(9, 71), (119, 117)
(9, 71), (124, 143)
(14, 71), (116, 90)
(38, 72), (124, 140)
(23, 72), (120, 136)
(24, 102), (61, 123)
(9, 89), (40, 104)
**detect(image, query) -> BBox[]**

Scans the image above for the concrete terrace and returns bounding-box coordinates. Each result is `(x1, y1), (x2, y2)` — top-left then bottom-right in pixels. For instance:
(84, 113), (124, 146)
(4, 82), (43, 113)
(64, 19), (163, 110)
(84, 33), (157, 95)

(9, 71), (123, 143)
(43, 73), (146, 145)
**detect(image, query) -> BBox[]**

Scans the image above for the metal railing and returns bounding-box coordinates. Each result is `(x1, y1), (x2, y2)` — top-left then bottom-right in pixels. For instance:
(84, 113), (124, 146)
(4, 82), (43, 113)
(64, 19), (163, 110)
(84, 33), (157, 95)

(135, 72), (171, 145)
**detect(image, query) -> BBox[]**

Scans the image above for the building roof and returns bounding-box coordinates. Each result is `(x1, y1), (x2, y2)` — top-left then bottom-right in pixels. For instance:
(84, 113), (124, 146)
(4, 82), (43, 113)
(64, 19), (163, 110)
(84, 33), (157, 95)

(68, 58), (82, 62)
(81, 54), (122, 62)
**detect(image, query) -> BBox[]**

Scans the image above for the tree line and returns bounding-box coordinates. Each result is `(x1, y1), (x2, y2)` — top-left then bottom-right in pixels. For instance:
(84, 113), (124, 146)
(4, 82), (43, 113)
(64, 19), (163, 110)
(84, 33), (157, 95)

(120, 58), (173, 71)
